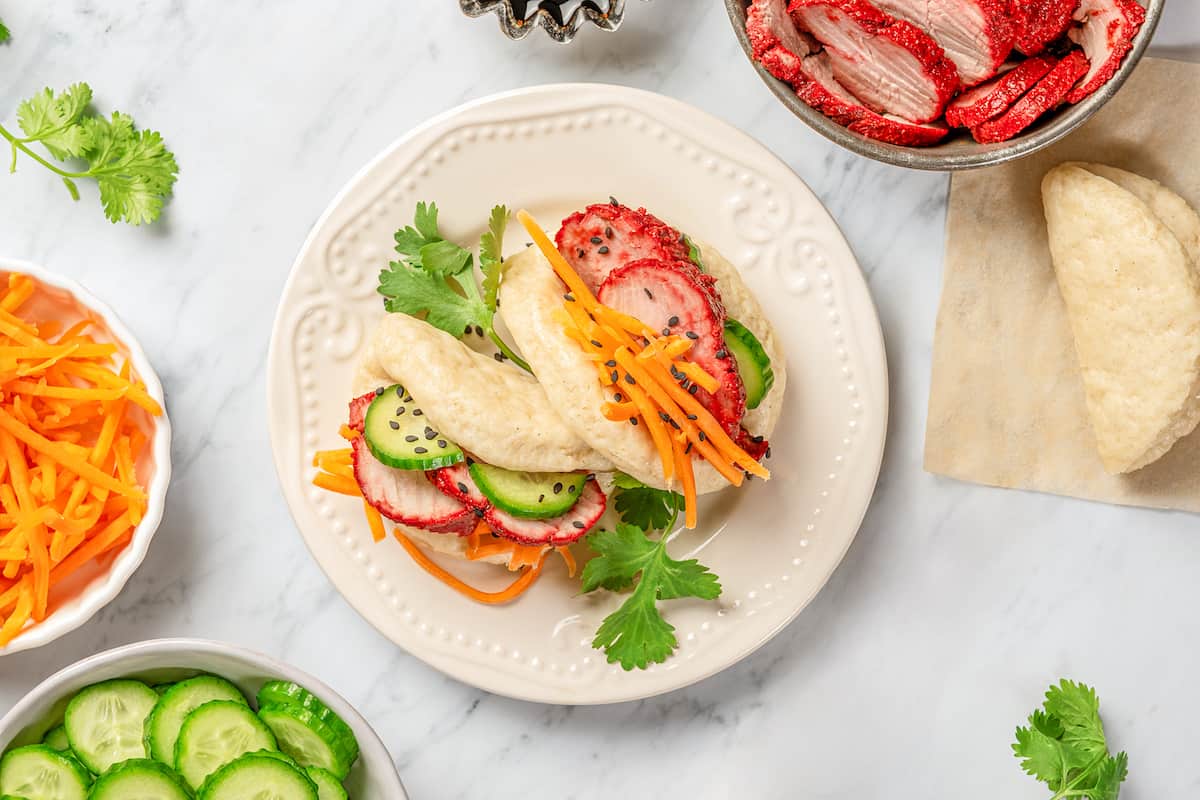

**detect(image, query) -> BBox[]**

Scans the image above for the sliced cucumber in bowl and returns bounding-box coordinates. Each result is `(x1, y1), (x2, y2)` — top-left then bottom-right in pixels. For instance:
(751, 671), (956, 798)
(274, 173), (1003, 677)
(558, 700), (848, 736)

(257, 705), (355, 781)
(175, 700), (277, 789)
(146, 674), (249, 766)
(254, 682), (359, 768)
(306, 766), (349, 800)
(63, 679), (159, 774)
(0, 744), (92, 800)
(198, 753), (317, 800)
(39, 727), (69, 753)
(89, 758), (191, 800)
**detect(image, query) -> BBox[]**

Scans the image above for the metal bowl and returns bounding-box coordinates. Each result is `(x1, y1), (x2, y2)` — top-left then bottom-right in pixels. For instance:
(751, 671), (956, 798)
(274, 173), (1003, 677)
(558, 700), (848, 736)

(723, 0), (1164, 170)
(460, 0), (625, 42)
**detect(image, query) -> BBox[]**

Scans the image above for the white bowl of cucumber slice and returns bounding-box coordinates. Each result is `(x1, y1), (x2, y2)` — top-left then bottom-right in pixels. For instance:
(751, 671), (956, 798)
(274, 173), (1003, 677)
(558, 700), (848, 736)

(0, 638), (407, 799)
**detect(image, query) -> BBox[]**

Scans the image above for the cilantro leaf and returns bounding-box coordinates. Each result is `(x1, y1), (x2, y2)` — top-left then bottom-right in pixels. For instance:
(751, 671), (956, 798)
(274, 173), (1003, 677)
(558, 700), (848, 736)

(0, 19), (10, 43)
(1013, 681), (1127, 800)
(480, 205), (509, 311)
(419, 239), (472, 277)
(378, 259), (488, 336)
(610, 472), (684, 531)
(2, 86), (177, 224)
(16, 84), (93, 160)
(583, 523), (721, 670)
(394, 201), (441, 259)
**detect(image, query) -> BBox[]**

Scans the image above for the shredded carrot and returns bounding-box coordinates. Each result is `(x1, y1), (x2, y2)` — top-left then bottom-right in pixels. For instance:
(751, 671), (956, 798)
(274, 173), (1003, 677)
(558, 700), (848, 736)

(363, 500), (386, 543)
(393, 530), (545, 605)
(313, 473), (360, 496)
(0, 273), (161, 646)
(556, 546), (577, 577)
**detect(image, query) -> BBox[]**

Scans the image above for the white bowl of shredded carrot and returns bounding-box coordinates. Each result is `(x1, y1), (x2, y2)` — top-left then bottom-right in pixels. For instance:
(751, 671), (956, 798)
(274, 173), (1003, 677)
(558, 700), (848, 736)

(0, 259), (169, 655)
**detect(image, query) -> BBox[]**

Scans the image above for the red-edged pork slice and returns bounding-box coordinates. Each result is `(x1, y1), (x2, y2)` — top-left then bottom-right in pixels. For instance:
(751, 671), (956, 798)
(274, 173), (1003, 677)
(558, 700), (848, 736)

(598, 259), (746, 434)
(352, 437), (475, 534)
(945, 55), (1056, 127)
(427, 462), (489, 510)
(1010, 0), (1078, 55)
(794, 50), (952, 145)
(872, 0), (1014, 85)
(1065, 0), (1146, 103)
(348, 391), (373, 431)
(747, 0), (819, 83)
(969, 49), (1088, 143)
(736, 428), (771, 462)
(485, 479), (607, 546)
(556, 203), (699, 295)
(788, 0), (961, 123)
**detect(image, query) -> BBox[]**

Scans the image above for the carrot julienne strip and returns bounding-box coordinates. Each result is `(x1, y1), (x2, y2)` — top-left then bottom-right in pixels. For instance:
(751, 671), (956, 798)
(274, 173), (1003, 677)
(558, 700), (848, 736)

(394, 530), (546, 604)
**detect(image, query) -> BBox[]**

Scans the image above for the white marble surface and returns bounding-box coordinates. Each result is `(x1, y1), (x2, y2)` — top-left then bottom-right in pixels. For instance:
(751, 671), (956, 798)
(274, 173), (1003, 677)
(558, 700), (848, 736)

(0, 2), (1197, 797)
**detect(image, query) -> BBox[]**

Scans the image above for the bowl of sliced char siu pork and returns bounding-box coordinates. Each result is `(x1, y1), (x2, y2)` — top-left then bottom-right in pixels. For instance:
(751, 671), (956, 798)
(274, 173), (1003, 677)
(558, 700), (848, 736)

(726, 0), (1162, 169)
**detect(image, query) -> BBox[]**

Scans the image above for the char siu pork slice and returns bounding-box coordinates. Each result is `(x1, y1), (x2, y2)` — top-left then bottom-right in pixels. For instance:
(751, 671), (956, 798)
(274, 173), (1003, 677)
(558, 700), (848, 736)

(794, 48), (952, 144)
(747, 0), (819, 83)
(556, 202), (703, 296)
(788, 0), (961, 123)
(1065, 0), (1146, 103)
(1010, 0), (1078, 55)
(969, 49), (1088, 142)
(944, 54), (1056, 127)
(871, 0), (1014, 85)
(597, 259), (747, 436)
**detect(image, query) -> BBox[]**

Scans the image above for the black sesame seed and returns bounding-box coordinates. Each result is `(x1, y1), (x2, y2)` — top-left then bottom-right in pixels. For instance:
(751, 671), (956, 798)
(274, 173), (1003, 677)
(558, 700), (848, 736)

(577, 249), (586, 259)
(413, 409), (423, 416)
(564, 293), (575, 302)
(668, 315), (679, 327)
(438, 440), (447, 448)
(375, 387), (385, 396)
(572, 521), (585, 529)
(670, 365), (683, 379)
(475, 325), (484, 337)
(587, 473), (596, 481)
(389, 420), (400, 430)
(669, 418), (681, 430)
(590, 339), (603, 348)
(687, 414), (698, 421)
(525, 242), (532, 248)
(609, 196), (619, 206)
(425, 430), (437, 440)
(644, 288), (654, 300)
(590, 236), (602, 245)
(405, 435), (418, 443)
(424, 426), (435, 435)
(605, 226), (613, 239)
(414, 446), (428, 454)
(765, 447), (772, 459)
(745, 473), (754, 482)
(598, 246), (610, 254)
(538, 494), (545, 503)
(474, 508), (485, 518)
(661, 327), (671, 336)
(396, 407), (405, 416)
(751, 435), (764, 443)
(494, 352), (506, 362)
(659, 412), (671, 422)
(457, 482), (468, 493)
(568, 484), (576, 493)
(610, 370), (619, 382)
(553, 482), (563, 494)
(689, 384), (699, 395)
(685, 331), (699, 340)
(613, 392), (623, 402)
(698, 431), (707, 442)
(466, 456), (475, 465)
(404, 395), (414, 403)
(605, 359), (617, 367)
(624, 373), (636, 385)
(630, 418), (638, 426)
(396, 385), (404, 397)
(716, 349), (728, 359)
(684, 441), (693, 455)
(465, 324), (472, 335)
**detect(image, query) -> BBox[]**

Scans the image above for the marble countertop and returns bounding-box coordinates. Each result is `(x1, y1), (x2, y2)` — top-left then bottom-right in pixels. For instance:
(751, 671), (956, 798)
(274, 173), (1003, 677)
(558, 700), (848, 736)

(1, 2), (1198, 797)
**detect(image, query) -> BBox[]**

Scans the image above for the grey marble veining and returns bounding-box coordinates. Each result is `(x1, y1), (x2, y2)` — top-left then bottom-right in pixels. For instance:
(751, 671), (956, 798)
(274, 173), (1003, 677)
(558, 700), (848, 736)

(0, 2), (1198, 797)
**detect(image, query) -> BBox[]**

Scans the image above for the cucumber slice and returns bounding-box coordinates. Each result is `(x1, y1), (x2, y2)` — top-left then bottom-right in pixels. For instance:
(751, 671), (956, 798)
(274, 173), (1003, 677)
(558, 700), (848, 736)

(197, 754), (316, 800)
(468, 462), (586, 519)
(89, 759), (190, 800)
(63, 679), (158, 774)
(305, 767), (347, 800)
(253, 684), (357, 766)
(362, 385), (462, 470)
(723, 319), (775, 410)
(175, 700), (277, 789)
(152, 683), (176, 696)
(256, 706), (355, 781)
(147, 675), (249, 766)
(0, 745), (91, 800)
(40, 727), (68, 752)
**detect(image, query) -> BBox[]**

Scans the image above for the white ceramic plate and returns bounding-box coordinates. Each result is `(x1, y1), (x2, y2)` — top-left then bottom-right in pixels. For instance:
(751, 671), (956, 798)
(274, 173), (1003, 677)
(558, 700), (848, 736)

(267, 84), (887, 704)
(0, 259), (171, 656)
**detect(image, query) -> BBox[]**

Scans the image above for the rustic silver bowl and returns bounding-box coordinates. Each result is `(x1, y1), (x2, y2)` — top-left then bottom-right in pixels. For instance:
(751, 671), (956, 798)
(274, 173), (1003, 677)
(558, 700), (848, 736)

(724, 0), (1164, 170)
(460, 0), (625, 42)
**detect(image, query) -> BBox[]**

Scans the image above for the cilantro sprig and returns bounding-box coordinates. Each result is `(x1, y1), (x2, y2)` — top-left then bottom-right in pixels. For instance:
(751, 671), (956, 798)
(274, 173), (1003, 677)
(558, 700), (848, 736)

(1013, 680), (1128, 800)
(378, 202), (530, 372)
(0, 19), (9, 43)
(0, 83), (178, 224)
(582, 475), (721, 670)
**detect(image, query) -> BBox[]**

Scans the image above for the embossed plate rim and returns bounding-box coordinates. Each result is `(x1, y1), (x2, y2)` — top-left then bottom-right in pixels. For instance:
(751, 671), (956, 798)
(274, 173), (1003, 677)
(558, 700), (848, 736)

(267, 83), (888, 704)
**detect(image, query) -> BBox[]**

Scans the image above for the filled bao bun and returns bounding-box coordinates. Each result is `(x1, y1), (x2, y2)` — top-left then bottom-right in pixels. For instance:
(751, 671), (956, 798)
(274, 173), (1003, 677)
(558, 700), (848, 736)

(499, 240), (787, 494)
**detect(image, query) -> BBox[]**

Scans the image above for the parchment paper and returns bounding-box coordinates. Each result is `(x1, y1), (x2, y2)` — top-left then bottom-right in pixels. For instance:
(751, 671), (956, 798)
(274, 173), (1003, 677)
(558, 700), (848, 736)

(925, 57), (1200, 513)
